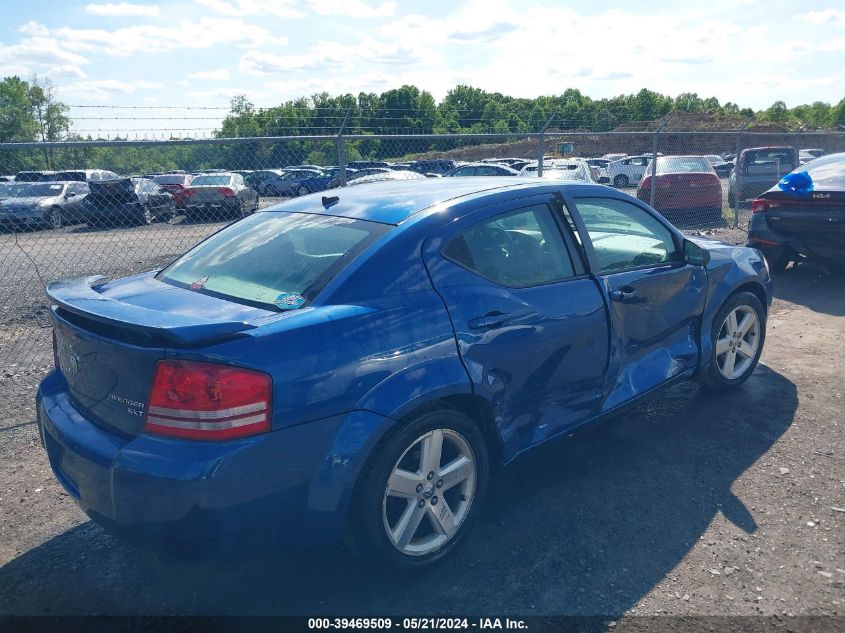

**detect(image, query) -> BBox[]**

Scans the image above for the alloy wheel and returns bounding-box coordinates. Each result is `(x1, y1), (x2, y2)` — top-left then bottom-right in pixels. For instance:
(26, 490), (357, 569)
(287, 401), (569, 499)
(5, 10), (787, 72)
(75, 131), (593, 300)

(382, 429), (476, 557)
(715, 305), (760, 380)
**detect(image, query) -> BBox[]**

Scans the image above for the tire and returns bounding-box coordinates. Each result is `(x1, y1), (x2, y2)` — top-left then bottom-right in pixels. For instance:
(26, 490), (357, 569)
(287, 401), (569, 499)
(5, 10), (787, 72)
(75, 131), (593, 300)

(297, 185), (310, 197)
(265, 184), (278, 197)
(699, 291), (766, 391)
(48, 207), (63, 230)
(728, 191), (736, 207)
(613, 174), (629, 188)
(349, 407), (490, 568)
(137, 204), (153, 226)
(764, 249), (791, 275)
(236, 200), (246, 219)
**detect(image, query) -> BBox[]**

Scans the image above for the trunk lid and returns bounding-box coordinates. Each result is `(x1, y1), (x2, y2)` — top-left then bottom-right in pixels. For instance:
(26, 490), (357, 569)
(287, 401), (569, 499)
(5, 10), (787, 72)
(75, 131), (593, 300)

(763, 191), (845, 259)
(187, 185), (228, 203)
(48, 273), (277, 437)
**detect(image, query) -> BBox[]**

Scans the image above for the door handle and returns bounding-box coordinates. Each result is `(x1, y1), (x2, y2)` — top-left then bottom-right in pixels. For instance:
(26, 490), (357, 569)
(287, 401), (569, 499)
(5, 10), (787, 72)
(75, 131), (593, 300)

(610, 286), (639, 303)
(468, 312), (511, 330)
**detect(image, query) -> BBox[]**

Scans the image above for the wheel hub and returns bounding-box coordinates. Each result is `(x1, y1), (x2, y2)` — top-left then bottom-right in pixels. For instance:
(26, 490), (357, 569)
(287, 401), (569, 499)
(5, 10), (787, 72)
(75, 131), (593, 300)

(421, 482), (435, 499)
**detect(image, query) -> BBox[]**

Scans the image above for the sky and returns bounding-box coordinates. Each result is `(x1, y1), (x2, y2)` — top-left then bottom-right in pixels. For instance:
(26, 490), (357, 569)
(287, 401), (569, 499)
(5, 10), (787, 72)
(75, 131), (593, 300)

(1, 0), (844, 136)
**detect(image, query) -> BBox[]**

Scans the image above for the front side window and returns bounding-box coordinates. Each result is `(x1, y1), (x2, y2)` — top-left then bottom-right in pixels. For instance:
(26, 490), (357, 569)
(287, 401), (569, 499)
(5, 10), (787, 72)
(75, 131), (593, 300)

(158, 212), (389, 308)
(574, 197), (677, 273)
(442, 204), (575, 287)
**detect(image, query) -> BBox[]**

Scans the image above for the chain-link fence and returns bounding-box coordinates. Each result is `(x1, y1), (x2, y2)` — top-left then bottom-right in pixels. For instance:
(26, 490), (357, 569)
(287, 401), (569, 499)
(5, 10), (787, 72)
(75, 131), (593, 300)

(1, 129), (844, 376)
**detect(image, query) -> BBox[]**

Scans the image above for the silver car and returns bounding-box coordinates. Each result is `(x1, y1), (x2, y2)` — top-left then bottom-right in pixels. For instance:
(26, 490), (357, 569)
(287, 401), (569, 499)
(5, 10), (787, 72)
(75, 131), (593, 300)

(0, 181), (89, 230)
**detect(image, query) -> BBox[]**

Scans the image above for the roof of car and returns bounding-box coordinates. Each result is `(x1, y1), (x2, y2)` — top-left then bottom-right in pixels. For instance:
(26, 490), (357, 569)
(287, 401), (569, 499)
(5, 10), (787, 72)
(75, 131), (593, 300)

(264, 177), (609, 225)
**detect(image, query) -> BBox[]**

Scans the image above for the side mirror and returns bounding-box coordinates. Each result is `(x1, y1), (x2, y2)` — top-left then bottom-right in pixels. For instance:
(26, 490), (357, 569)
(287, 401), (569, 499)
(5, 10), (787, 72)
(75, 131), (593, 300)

(66, 192), (76, 198)
(683, 239), (711, 266)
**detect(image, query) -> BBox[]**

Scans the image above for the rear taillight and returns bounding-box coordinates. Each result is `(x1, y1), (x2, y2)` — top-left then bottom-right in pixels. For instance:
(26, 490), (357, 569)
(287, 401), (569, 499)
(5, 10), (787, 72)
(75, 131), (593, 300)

(183, 188), (195, 197)
(144, 360), (271, 441)
(217, 187), (235, 197)
(751, 199), (768, 214)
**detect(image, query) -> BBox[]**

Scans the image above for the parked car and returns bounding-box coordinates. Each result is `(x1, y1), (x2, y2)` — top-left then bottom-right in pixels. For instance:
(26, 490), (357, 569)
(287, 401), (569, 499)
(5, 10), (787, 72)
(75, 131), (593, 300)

(39, 178), (771, 566)
(83, 178), (175, 227)
(183, 172), (259, 220)
(347, 161), (390, 169)
(153, 173), (194, 208)
(15, 170), (56, 182)
(607, 155), (651, 188)
(329, 167), (392, 188)
(445, 163), (519, 177)
(0, 175), (15, 182)
(747, 152), (845, 272)
(261, 169), (324, 196)
(798, 150), (818, 165)
(518, 159), (596, 182)
(585, 158), (610, 183)
(637, 156), (722, 223)
(294, 167), (357, 194)
(345, 170), (426, 186)
(41, 169), (119, 182)
(703, 155), (734, 178)
(801, 149), (825, 159)
(728, 146), (798, 205)
(244, 169), (285, 193)
(0, 181), (89, 229)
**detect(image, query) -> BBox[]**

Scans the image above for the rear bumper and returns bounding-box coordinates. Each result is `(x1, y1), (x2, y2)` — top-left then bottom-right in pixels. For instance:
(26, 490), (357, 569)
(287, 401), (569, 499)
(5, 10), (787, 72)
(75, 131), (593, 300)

(747, 215), (845, 263)
(37, 371), (387, 547)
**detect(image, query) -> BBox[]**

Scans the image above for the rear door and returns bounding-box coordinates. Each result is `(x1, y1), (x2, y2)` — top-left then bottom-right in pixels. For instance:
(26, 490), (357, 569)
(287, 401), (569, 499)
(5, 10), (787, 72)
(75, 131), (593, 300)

(569, 195), (707, 411)
(423, 194), (609, 458)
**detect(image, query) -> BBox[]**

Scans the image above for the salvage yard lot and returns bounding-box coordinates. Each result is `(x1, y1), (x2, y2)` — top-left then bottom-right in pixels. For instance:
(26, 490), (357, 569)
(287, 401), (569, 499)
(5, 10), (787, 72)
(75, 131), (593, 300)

(0, 253), (842, 616)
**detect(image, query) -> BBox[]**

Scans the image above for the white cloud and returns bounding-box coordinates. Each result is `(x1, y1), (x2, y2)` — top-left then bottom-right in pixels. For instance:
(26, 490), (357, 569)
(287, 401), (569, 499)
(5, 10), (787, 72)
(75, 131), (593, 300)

(820, 37), (845, 52)
(187, 68), (231, 80)
(305, 0), (396, 18)
(28, 18), (284, 57)
(801, 9), (845, 26)
(194, 0), (302, 18)
(19, 21), (50, 37)
(0, 36), (89, 80)
(85, 3), (160, 16)
(59, 79), (163, 101)
(186, 87), (265, 100)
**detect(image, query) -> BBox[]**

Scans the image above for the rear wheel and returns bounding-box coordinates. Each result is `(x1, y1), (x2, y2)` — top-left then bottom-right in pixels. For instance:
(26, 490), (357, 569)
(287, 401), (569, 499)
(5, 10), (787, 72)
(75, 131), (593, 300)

(265, 184), (278, 196)
(350, 408), (489, 567)
(297, 185), (310, 197)
(48, 207), (63, 229)
(699, 291), (766, 390)
(613, 174), (629, 188)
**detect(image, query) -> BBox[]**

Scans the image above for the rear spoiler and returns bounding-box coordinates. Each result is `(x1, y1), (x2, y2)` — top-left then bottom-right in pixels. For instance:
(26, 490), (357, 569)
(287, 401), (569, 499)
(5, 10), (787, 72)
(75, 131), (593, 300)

(47, 275), (256, 346)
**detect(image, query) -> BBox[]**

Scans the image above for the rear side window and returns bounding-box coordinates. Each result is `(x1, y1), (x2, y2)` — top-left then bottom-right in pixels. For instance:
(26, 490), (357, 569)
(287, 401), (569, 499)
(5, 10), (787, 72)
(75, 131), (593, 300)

(158, 212), (389, 308)
(442, 204), (575, 287)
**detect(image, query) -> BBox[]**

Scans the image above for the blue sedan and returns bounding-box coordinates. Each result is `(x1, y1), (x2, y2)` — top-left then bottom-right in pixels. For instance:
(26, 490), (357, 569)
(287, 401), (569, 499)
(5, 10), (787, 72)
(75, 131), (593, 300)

(38, 179), (772, 566)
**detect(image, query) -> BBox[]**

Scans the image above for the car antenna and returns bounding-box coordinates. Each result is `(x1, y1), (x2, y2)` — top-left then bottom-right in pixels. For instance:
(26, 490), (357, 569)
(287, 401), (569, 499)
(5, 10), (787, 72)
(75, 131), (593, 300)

(322, 195), (339, 208)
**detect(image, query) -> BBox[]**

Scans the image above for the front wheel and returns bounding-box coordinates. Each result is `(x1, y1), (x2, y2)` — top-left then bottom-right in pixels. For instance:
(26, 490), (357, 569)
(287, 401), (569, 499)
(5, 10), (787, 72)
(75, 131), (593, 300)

(296, 185), (310, 197)
(137, 204), (153, 226)
(699, 291), (766, 390)
(350, 408), (489, 567)
(613, 174), (629, 188)
(48, 207), (64, 229)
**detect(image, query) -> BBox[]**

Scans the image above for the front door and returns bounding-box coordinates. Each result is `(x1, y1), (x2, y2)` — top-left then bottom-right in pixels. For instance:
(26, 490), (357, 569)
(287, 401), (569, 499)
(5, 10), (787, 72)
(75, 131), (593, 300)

(570, 195), (707, 411)
(423, 195), (610, 459)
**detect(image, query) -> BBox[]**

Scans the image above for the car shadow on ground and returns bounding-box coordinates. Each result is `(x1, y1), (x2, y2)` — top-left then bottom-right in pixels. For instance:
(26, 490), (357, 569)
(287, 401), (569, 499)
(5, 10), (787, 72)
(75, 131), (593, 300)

(0, 366), (796, 617)
(772, 262), (845, 317)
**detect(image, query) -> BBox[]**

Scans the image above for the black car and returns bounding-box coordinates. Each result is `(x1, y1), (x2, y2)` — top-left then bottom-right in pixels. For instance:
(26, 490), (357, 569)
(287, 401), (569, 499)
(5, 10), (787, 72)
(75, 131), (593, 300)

(83, 177), (175, 227)
(747, 152), (845, 272)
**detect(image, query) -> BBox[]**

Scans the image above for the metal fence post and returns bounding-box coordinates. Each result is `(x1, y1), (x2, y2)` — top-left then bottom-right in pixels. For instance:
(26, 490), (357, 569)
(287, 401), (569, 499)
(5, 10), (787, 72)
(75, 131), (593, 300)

(734, 131), (743, 228)
(537, 112), (556, 177)
(336, 108), (351, 187)
(648, 118), (669, 208)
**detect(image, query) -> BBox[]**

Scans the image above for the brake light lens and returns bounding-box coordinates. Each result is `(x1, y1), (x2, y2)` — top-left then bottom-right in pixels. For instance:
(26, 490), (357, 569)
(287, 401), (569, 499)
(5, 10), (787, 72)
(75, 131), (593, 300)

(217, 187), (235, 197)
(183, 188), (195, 197)
(144, 360), (271, 440)
(751, 199), (768, 214)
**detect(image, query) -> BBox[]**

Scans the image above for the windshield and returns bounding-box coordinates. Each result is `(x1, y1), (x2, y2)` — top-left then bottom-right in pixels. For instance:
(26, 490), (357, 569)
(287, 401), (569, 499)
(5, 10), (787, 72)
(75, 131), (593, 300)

(158, 212), (389, 309)
(0, 183), (29, 197)
(655, 157), (712, 173)
(6, 182), (65, 197)
(190, 175), (232, 186)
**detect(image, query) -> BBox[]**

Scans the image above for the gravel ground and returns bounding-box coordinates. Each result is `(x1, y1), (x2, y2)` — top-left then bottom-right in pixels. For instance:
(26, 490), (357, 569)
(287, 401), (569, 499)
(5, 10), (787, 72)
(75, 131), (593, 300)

(0, 184), (839, 620)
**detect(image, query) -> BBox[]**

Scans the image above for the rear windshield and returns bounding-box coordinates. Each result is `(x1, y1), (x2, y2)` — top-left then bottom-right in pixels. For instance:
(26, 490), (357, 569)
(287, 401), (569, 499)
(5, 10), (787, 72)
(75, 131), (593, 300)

(9, 182), (65, 196)
(158, 212), (390, 309)
(154, 175), (189, 185)
(745, 149), (795, 166)
(655, 157), (713, 173)
(190, 175), (233, 186)
(48, 171), (85, 182)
